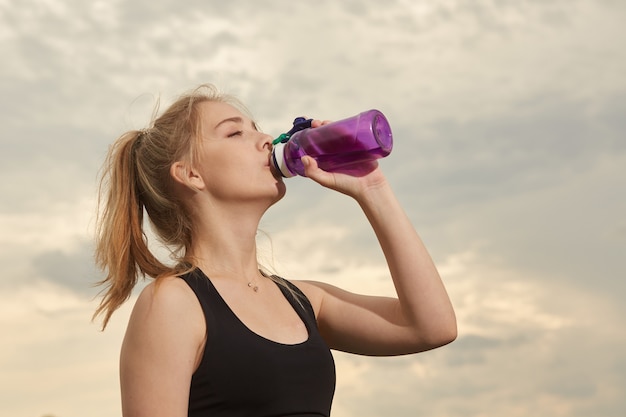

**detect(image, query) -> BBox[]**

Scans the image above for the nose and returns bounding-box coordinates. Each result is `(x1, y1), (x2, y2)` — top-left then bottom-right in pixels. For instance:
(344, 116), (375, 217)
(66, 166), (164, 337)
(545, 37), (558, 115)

(259, 132), (273, 151)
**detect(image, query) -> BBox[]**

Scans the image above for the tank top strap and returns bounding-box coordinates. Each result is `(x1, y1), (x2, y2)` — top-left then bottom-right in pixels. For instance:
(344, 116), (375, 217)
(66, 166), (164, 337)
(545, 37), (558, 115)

(271, 275), (318, 327)
(178, 269), (318, 332)
(178, 268), (220, 336)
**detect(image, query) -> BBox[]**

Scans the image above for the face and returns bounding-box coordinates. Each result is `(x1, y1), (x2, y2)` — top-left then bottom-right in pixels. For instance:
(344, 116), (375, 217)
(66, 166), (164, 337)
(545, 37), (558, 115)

(192, 101), (286, 206)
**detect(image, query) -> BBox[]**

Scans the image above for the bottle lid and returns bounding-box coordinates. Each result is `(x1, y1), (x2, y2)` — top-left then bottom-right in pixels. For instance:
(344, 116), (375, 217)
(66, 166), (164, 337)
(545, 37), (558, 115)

(271, 141), (296, 178)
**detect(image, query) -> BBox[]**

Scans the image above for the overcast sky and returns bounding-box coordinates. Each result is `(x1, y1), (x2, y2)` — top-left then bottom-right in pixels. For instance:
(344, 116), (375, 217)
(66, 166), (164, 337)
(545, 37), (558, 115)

(1, 1), (625, 416)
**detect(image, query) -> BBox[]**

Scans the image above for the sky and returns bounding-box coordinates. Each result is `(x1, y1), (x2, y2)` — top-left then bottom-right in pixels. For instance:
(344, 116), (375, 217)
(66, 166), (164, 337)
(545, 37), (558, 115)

(0, 0), (625, 416)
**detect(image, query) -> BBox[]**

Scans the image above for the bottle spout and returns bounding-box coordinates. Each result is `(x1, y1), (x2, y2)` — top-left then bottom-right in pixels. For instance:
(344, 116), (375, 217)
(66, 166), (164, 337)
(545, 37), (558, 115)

(271, 141), (296, 178)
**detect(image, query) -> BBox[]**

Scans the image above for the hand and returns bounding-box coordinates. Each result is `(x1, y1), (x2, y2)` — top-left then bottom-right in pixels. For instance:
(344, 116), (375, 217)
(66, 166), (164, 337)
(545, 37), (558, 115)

(302, 119), (389, 199)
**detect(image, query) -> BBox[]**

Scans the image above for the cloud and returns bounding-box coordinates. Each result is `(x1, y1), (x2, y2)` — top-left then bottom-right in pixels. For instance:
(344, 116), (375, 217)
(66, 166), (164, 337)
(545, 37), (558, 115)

(31, 243), (102, 297)
(1, 0), (625, 416)
(321, 248), (626, 417)
(0, 283), (130, 417)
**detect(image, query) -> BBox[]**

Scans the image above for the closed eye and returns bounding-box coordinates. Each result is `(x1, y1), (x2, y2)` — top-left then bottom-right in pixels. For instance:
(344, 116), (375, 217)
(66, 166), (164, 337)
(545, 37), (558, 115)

(227, 130), (243, 138)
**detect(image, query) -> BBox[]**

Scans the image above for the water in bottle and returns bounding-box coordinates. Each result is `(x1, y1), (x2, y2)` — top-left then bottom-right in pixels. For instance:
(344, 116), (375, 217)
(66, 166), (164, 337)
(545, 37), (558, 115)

(271, 109), (393, 178)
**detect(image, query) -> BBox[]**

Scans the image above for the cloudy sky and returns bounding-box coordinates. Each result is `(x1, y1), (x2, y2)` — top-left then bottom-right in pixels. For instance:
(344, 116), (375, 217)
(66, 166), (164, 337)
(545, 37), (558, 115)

(1, 0), (625, 416)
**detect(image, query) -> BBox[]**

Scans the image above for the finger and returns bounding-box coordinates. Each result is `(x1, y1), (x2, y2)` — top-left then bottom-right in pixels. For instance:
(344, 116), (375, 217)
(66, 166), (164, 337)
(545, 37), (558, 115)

(302, 156), (333, 185)
(310, 119), (333, 128)
(302, 155), (320, 175)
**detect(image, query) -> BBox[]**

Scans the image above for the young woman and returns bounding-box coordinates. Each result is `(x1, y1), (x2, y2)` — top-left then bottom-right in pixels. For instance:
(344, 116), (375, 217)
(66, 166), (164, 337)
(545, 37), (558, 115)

(94, 84), (456, 417)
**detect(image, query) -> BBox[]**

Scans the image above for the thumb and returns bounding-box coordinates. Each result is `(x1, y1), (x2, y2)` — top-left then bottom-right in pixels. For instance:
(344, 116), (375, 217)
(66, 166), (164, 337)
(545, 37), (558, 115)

(301, 155), (320, 176)
(302, 156), (333, 184)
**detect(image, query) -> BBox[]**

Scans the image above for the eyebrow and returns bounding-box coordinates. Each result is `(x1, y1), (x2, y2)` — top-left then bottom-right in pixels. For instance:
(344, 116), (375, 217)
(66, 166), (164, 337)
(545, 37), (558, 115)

(214, 116), (244, 129)
(214, 116), (259, 131)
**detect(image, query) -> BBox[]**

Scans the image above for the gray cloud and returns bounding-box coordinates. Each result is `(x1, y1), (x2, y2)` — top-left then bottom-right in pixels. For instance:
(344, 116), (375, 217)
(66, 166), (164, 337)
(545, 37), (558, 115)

(444, 334), (505, 366)
(1, 0), (625, 416)
(31, 242), (102, 297)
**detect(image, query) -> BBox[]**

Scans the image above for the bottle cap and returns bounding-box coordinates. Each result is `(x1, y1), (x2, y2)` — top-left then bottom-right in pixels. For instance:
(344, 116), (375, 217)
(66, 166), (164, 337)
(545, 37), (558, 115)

(271, 141), (296, 178)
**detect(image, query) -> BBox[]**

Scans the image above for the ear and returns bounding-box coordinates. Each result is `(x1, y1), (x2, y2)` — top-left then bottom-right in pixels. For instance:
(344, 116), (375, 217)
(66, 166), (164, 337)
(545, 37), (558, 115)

(170, 161), (206, 191)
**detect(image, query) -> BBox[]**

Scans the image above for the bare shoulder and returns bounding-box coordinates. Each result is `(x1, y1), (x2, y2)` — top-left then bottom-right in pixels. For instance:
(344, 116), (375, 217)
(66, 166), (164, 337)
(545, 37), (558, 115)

(291, 279), (343, 297)
(133, 276), (198, 318)
(125, 275), (205, 345)
(289, 279), (335, 317)
(120, 275), (205, 416)
(137, 275), (197, 302)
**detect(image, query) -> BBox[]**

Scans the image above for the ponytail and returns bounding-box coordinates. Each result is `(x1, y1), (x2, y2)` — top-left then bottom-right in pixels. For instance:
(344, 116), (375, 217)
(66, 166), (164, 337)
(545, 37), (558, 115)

(93, 130), (170, 329)
(93, 84), (253, 329)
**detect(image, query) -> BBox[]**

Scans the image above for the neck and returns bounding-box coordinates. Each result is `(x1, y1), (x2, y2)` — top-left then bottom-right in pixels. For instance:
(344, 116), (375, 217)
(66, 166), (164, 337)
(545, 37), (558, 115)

(187, 201), (267, 281)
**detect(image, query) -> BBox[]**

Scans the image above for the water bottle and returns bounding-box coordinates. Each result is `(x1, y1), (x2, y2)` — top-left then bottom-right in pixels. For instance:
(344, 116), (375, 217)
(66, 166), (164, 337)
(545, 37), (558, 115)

(271, 109), (393, 178)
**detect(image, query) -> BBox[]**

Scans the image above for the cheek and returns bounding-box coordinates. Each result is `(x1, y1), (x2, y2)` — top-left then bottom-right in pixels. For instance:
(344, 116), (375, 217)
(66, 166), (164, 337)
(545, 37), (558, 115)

(205, 169), (241, 191)
(203, 167), (272, 200)
(199, 156), (238, 183)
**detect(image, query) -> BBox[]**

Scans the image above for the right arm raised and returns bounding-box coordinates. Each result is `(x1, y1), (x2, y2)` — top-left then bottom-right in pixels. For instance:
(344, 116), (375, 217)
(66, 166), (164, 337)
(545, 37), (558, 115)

(120, 277), (206, 417)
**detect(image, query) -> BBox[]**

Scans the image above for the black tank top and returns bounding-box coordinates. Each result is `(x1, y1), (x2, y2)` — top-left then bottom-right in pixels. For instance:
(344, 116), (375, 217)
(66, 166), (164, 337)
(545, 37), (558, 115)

(180, 269), (336, 417)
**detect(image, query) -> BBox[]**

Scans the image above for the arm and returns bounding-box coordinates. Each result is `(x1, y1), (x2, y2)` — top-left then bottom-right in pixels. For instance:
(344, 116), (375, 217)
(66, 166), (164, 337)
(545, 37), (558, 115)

(119, 277), (205, 417)
(296, 149), (457, 356)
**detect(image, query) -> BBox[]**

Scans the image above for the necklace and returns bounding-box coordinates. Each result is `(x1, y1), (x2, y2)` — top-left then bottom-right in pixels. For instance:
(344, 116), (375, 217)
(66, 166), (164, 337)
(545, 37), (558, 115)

(247, 270), (267, 292)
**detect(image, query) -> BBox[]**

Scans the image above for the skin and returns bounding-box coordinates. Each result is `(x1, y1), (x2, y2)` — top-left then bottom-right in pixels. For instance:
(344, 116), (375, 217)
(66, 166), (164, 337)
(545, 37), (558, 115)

(119, 101), (457, 417)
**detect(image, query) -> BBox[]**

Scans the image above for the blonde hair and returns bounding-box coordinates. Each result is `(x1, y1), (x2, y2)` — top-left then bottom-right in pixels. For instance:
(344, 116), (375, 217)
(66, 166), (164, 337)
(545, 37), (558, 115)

(93, 84), (245, 328)
(93, 84), (303, 329)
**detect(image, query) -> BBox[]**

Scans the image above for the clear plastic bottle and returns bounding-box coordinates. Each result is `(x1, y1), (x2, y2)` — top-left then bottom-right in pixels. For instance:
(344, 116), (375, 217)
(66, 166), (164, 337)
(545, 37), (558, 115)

(271, 109), (393, 178)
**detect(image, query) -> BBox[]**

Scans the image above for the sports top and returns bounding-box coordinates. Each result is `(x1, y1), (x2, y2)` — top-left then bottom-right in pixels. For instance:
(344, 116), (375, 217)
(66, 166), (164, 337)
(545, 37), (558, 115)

(179, 269), (336, 417)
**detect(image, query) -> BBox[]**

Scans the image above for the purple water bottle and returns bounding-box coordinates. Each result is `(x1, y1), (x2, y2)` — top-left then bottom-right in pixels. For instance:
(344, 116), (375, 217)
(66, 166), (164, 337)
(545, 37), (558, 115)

(271, 109), (393, 178)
